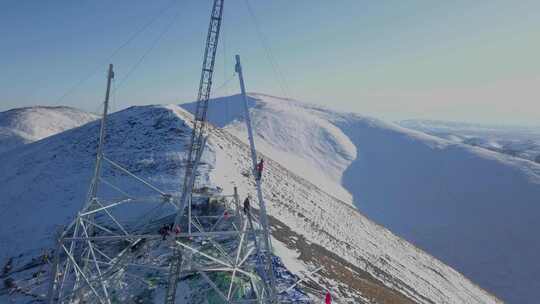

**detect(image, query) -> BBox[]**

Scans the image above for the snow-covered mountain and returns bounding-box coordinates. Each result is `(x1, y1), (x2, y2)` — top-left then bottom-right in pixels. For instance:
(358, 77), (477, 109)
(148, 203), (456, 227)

(0, 104), (499, 303)
(399, 119), (540, 163)
(398, 119), (540, 136)
(184, 93), (540, 304)
(0, 106), (98, 154)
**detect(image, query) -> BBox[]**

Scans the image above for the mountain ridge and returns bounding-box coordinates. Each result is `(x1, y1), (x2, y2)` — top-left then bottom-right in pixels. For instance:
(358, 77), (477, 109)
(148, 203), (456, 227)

(0, 103), (499, 303)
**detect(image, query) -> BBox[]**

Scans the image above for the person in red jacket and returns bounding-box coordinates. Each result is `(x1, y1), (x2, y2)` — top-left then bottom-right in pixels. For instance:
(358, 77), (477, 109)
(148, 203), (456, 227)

(256, 158), (264, 180)
(325, 291), (332, 304)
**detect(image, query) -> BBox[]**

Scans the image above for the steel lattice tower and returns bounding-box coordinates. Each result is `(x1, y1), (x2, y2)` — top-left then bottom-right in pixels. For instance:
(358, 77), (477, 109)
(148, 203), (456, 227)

(46, 1), (279, 303)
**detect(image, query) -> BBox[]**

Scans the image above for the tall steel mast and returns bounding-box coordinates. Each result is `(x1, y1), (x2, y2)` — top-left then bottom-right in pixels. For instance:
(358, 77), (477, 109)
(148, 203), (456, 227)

(175, 0), (224, 228)
(165, 1), (225, 302)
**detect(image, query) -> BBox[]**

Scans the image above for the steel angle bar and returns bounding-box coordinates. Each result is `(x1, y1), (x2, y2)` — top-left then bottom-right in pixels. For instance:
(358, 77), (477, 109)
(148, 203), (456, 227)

(61, 245), (107, 304)
(103, 156), (166, 195)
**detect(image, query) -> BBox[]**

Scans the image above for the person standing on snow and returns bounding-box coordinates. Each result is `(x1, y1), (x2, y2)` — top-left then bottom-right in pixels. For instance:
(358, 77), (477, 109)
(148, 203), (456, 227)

(256, 158), (264, 180)
(159, 224), (169, 240)
(243, 195), (251, 214)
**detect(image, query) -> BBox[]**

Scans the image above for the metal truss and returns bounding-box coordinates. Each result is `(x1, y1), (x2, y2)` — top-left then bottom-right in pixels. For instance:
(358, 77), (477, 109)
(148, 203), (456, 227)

(47, 63), (276, 303)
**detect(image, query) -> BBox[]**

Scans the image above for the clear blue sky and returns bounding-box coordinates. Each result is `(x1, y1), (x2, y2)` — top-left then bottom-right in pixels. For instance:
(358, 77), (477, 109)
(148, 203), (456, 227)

(1, 0), (539, 125)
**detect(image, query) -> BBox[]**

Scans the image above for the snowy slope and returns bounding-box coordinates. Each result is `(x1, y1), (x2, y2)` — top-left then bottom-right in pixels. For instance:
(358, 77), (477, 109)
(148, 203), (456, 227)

(184, 93), (540, 304)
(0, 106), (191, 259)
(0, 106), (98, 154)
(0, 105), (498, 303)
(183, 94), (356, 203)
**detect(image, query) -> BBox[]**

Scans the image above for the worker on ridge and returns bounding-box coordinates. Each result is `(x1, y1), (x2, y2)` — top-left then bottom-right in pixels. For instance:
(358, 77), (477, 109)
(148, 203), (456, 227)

(159, 224), (169, 240)
(256, 158), (264, 180)
(243, 195), (251, 214)
(325, 291), (332, 304)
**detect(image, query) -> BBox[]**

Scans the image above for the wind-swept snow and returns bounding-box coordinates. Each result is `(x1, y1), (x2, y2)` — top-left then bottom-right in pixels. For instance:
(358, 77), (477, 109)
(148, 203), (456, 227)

(0, 104), (499, 303)
(0, 106), (98, 154)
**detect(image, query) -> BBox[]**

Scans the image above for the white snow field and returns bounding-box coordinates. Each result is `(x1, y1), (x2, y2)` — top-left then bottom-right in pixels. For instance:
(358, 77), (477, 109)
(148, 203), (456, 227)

(0, 106), (98, 155)
(0, 105), (499, 303)
(184, 93), (540, 304)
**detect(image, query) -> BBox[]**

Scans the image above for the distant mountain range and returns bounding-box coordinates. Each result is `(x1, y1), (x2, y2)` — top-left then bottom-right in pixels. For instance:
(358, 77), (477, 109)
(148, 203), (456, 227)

(399, 119), (540, 163)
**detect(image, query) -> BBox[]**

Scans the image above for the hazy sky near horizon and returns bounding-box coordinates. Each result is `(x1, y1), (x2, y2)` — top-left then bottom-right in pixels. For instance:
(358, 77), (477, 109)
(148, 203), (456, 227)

(1, 0), (539, 125)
